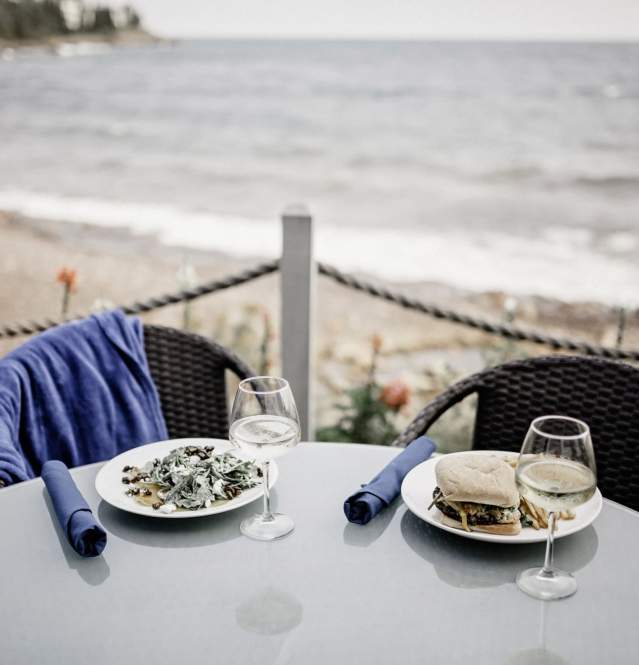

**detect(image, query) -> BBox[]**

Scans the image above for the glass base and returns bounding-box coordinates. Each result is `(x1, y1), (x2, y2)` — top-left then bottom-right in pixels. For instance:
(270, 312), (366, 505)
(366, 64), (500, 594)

(240, 513), (294, 541)
(516, 567), (577, 600)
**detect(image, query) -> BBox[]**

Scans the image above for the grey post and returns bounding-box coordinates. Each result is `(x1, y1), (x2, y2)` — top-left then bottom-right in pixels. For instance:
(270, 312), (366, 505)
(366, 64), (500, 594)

(280, 205), (315, 440)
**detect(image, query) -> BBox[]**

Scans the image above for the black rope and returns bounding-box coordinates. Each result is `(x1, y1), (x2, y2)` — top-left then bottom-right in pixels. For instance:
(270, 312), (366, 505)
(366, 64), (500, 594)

(1, 257), (637, 361)
(0, 260), (279, 339)
(317, 262), (639, 361)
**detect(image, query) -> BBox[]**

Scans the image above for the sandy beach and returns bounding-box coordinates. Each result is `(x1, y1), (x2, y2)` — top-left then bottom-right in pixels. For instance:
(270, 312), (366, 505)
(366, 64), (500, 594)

(1, 210), (633, 450)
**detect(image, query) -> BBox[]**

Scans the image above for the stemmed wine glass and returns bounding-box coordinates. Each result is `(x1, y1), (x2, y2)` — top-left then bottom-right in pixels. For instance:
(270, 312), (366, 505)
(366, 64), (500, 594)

(515, 415), (597, 600)
(229, 376), (301, 541)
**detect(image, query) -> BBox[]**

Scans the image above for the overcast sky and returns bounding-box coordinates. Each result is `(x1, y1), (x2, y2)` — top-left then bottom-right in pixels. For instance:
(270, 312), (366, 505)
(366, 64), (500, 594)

(124, 1), (639, 41)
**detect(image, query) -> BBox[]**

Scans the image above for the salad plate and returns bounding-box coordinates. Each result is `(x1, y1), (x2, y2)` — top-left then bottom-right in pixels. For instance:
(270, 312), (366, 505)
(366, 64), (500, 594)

(95, 438), (276, 519)
(401, 450), (602, 544)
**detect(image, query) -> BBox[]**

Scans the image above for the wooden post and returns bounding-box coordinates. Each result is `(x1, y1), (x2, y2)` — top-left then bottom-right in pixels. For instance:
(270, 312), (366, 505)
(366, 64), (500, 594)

(280, 205), (315, 440)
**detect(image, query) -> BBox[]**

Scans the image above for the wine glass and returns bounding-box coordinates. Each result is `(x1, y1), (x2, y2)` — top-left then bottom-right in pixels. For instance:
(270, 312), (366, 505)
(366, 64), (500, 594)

(229, 376), (301, 541)
(515, 415), (597, 600)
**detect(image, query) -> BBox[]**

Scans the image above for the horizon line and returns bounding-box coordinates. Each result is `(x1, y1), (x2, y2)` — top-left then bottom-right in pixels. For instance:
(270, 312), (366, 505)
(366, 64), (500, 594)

(151, 33), (639, 45)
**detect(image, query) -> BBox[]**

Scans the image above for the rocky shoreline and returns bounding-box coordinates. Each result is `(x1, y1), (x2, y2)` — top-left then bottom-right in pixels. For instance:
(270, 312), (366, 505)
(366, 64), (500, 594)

(0, 28), (166, 54)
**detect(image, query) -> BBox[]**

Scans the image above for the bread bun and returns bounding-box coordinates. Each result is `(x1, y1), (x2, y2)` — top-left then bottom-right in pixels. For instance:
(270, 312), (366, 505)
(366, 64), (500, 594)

(440, 515), (522, 535)
(435, 454), (519, 507)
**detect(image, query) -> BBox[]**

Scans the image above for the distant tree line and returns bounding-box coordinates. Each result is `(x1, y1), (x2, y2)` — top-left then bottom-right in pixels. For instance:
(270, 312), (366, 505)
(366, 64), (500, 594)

(0, 0), (141, 41)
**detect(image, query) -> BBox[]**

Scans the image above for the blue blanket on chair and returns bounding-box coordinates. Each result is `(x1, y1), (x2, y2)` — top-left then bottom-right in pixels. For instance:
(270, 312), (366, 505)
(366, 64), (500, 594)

(0, 310), (168, 486)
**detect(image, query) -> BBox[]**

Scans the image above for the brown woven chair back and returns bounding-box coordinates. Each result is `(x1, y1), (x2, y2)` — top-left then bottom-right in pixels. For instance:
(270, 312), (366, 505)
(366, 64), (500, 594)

(143, 325), (254, 440)
(394, 356), (639, 511)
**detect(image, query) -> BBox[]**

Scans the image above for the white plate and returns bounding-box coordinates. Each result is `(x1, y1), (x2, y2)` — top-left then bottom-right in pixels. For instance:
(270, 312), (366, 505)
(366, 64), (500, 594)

(401, 450), (603, 544)
(95, 438), (276, 519)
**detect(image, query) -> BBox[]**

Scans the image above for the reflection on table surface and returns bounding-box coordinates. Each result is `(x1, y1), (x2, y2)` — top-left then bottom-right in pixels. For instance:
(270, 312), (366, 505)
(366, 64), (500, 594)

(401, 509), (599, 589)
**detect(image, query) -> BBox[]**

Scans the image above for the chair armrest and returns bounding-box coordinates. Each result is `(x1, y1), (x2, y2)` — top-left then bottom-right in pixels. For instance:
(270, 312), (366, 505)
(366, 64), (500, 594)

(392, 373), (481, 447)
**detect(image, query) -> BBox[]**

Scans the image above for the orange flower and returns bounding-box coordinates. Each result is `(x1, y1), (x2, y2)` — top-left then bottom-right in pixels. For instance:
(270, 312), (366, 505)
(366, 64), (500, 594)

(380, 379), (411, 410)
(371, 334), (383, 353)
(56, 267), (78, 292)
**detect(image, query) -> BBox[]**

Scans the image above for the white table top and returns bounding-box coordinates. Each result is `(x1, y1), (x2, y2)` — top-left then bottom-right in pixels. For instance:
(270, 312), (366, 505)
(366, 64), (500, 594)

(1, 442), (638, 665)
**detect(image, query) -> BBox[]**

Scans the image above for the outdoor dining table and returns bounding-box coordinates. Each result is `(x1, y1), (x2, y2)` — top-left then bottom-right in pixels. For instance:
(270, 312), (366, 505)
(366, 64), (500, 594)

(1, 442), (638, 665)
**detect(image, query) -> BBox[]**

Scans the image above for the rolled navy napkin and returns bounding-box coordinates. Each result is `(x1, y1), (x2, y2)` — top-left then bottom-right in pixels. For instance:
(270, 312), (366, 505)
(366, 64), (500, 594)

(42, 460), (107, 557)
(344, 436), (436, 525)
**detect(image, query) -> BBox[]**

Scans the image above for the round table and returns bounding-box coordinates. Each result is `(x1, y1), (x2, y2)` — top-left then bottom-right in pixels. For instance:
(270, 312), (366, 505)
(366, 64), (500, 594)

(1, 443), (638, 665)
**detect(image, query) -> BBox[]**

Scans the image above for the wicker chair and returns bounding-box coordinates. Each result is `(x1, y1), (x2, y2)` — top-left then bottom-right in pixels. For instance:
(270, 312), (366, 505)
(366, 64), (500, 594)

(394, 355), (639, 511)
(143, 325), (255, 440)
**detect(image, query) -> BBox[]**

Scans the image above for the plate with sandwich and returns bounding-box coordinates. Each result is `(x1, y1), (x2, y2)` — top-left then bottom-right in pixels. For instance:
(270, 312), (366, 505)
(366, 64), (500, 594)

(401, 450), (603, 543)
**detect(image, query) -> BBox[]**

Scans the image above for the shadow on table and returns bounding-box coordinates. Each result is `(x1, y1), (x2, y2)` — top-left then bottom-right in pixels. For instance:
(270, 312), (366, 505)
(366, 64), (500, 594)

(503, 647), (570, 665)
(400, 509), (599, 589)
(42, 489), (111, 586)
(342, 496), (402, 547)
(96, 490), (280, 549)
(503, 601), (571, 665)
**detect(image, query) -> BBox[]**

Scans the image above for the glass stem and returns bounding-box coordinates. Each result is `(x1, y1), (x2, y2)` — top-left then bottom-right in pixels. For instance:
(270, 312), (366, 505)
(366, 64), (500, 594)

(541, 511), (556, 576)
(261, 460), (273, 521)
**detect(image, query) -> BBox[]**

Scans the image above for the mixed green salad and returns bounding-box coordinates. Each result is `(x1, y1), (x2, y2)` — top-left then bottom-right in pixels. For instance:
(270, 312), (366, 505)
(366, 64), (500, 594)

(122, 445), (260, 513)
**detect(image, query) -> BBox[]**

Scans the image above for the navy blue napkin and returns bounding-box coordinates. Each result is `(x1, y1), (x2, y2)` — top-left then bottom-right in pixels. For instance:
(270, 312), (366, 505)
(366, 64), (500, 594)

(344, 436), (436, 525)
(42, 460), (107, 557)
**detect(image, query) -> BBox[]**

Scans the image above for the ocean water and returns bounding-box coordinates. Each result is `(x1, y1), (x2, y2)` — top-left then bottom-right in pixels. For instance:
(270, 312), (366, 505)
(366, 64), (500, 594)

(1, 39), (638, 304)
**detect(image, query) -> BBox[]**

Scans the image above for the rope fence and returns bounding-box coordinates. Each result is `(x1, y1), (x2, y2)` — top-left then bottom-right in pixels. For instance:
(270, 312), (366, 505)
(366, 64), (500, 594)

(0, 260), (278, 339)
(1, 259), (637, 361)
(317, 263), (639, 361)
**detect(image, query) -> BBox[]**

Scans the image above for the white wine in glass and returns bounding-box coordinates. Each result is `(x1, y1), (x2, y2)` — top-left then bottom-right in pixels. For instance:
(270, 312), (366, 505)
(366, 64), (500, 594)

(229, 377), (300, 541)
(515, 415), (597, 600)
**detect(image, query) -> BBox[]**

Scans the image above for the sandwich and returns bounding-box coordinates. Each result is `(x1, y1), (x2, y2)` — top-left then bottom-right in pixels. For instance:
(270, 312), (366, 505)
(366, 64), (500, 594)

(431, 454), (522, 535)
